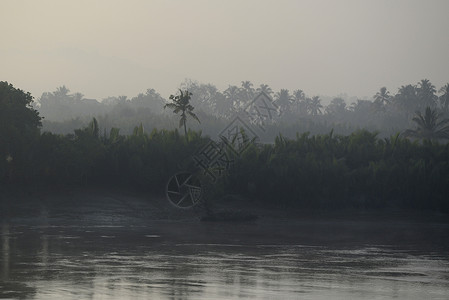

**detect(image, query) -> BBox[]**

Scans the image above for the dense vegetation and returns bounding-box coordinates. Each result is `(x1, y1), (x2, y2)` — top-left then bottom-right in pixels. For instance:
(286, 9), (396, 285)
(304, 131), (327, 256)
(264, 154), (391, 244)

(38, 79), (449, 141)
(2, 81), (449, 212)
(227, 131), (449, 211)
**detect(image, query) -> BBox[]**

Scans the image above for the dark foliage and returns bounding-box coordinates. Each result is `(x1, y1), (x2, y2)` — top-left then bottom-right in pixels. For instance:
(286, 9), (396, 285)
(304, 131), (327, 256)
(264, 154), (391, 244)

(2, 81), (449, 212)
(225, 130), (449, 211)
(0, 82), (41, 181)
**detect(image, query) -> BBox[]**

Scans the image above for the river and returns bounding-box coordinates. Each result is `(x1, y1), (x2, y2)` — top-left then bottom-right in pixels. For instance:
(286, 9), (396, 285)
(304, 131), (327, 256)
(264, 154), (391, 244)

(1, 191), (448, 299)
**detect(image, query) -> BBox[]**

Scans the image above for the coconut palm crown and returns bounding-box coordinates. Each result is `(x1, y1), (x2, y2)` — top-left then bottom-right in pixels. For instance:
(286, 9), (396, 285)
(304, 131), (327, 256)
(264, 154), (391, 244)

(164, 89), (200, 141)
(403, 106), (449, 140)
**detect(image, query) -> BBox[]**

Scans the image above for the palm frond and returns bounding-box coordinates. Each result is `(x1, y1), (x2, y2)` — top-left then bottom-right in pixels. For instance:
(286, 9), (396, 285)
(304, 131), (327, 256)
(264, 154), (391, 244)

(187, 111), (200, 123)
(164, 103), (177, 109)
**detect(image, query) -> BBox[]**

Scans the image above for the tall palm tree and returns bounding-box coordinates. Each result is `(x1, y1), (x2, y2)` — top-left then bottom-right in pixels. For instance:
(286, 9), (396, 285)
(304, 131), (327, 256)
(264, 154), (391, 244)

(54, 85), (70, 98)
(164, 89), (200, 141)
(394, 84), (419, 117)
(403, 106), (449, 141)
(240, 81), (255, 105)
(275, 89), (292, 113)
(439, 83), (449, 113)
(308, 96), (323, 116)
(373, 87), (391, 109)
(224, 85), (240, 112)
(292, 89), (305, 114)
(417, 79), (437, 108)
(256, 84), (273, 96)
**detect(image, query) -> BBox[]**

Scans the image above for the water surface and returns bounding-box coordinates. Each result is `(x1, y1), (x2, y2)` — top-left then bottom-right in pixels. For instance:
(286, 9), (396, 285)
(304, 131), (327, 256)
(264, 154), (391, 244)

(1, 193), (448, 299)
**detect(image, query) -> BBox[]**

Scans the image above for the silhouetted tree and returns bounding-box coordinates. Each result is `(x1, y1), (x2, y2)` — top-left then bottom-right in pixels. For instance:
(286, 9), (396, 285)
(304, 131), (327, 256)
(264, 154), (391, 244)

(54, 85), (70, 98)
(307, 96), (323, 116)
(196, 83), (220, 114)
(439, 83), (449, 113)
(129, 88), (165, 113)
(326, 97), (346, 115)
(73, 92), (84, 102)
(38, 86), (103, 121)
(240, 81), (255, 107)
(164, 89), (200, 141)
(0, 81), (42, 181)
(275, 89), (292, 113)
(417, 79), (437, 109)
(224, 85), (240, 112)
(393, 84), (419, 117)
(292, 89), (305, 114)
(403, 106), (449, 141)
(256, 84), (274, 96)
(373, 87), (391, 111)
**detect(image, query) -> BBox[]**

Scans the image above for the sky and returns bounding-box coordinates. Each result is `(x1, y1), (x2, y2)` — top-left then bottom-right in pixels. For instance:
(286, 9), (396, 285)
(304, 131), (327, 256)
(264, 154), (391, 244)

(1, 0), (449, 101)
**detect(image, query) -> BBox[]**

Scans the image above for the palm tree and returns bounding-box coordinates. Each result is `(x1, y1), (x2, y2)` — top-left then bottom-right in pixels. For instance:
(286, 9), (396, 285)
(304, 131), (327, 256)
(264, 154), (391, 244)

(373, 87), (391, 110)
(275, 89), (292, 113)
(417, 79), (437, 109)
(325, 97), (346, 115)
(54, 85), (70, 98)
(164, 89), (200, 141)
(224, 85), (240, 112)
(307, 96), (323, 116)
(240, 81), (255, 105)
(403, 106), (449, 141)
(393, 84), (419, 117)
(292, 89), (305, 114)
(439, 83), (449, 113)
(256, 84), (273, 96)
(73, 92), (84, 102)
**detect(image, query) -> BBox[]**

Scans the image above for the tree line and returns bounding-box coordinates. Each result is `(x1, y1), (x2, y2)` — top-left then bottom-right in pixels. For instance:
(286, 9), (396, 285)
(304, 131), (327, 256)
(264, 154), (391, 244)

(37, 79), (449, 141)
(1, 81), (449, 211)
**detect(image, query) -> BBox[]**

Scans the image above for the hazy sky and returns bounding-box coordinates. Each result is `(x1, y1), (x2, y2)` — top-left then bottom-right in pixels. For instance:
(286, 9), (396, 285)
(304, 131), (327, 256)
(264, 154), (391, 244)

(1, 0), (449, 101)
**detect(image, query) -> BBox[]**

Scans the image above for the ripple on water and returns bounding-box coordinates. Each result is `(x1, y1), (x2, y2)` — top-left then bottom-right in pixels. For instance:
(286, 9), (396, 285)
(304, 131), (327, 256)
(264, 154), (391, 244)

(1, 222), (449, 300)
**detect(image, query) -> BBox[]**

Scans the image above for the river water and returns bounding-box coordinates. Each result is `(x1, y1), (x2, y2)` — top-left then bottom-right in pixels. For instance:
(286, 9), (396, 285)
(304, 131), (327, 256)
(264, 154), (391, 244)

(1, 193), (449, 299)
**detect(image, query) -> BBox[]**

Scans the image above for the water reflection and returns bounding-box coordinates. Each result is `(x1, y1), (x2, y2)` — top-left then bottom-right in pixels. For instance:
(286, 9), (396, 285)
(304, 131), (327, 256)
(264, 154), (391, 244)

(1, 223), (9, 279)
(40, 234), (48, 268)
(1, 223), (38, 299)
(0, 221), (448, 299)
